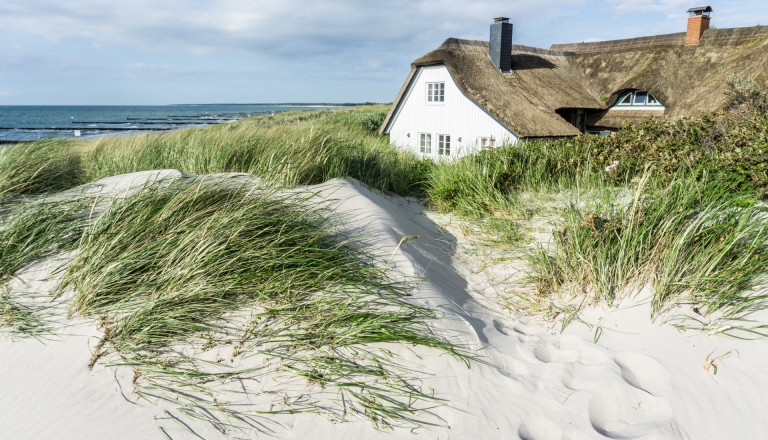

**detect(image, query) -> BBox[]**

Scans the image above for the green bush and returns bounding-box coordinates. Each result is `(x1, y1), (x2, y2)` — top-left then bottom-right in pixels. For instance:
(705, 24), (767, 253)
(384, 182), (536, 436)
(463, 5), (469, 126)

(723, 72), (768, 114)
(578, 111), (768, 195)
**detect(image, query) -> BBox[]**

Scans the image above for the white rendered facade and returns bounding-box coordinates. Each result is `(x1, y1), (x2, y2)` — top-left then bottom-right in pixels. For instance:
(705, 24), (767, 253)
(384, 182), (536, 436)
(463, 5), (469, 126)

(384, 64), (518, 159)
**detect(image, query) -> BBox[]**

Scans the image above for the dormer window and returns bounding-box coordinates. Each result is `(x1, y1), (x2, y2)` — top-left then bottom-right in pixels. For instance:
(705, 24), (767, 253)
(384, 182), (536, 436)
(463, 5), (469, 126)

(614, 90), (663, 108)
(618, 94), (632, 105)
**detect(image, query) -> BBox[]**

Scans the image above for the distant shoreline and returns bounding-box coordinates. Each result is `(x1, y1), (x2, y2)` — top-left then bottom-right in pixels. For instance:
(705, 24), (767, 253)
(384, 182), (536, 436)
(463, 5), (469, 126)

(0, 103), (371, 143)
(0, 102), (388, 108)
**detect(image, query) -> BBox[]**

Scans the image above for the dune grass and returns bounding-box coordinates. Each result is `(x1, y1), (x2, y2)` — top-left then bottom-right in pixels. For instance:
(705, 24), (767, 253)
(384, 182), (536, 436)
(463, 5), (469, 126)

(0, 290), (49, 338)
(53, 177), (470, 430)
(528, 169), (768, 335)
(0, 140), (83, 201)
(0, 196), (90, 284)
(0, 106), (421, 199)
(424, 139), (603, 215)
(0, 194), (94, 338)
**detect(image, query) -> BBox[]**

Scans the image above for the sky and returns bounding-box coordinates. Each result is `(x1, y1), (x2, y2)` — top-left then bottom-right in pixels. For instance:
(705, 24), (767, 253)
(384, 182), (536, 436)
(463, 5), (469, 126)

(0, 0), (766, 105)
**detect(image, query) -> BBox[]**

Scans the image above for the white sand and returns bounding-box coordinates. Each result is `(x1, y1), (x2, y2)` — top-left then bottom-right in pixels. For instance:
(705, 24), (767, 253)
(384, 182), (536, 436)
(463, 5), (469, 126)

(2, 171), (767, 439)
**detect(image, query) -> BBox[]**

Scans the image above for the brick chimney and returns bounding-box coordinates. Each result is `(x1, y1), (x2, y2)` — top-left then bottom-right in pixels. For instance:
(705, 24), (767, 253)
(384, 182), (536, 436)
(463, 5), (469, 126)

(686, 6), (712, 45)
(490, 17), (513, 72)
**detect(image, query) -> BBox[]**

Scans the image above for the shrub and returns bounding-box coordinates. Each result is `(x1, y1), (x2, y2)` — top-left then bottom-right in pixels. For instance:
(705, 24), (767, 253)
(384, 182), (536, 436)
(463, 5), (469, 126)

(723, 72), (768, 114)
(580, 111), (768, 195)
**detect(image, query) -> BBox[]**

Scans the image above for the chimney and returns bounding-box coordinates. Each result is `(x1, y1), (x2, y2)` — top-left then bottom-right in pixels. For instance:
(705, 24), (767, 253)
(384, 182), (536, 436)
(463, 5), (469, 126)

(490, 17), (513, 72)
(686, 6), (712, 45)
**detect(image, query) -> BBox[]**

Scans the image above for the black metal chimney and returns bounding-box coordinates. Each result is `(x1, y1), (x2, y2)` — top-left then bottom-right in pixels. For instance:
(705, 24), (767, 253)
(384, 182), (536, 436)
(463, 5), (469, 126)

(490, 17), (513, 73)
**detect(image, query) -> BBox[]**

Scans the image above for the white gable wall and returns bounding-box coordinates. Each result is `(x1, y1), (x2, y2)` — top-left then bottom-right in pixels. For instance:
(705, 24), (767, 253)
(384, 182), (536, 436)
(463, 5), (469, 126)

(385, 65), (518, 159)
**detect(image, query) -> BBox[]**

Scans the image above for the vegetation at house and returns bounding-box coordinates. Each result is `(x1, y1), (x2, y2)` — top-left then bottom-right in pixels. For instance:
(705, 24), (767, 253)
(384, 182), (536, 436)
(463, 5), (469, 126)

(419, 74), (768, 333)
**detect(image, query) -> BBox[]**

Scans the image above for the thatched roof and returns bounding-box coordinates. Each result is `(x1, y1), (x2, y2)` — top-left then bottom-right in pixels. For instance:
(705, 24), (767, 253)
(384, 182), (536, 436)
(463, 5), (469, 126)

(553, 26), (768, 123)
(382, 26), (768, 136)
(381, 38), (602, 138)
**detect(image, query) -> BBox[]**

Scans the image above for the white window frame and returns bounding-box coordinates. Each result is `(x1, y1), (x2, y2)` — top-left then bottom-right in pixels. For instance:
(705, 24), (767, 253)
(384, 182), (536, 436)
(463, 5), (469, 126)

(426, 82), (445, 103)
(438, 134), (451, 156)
(633, 91), (648, 105)
(615, 90), (663, 108)
(480, 136), (496, 150)
(617, 92), (633, 106)
(419, 133), (432, 154)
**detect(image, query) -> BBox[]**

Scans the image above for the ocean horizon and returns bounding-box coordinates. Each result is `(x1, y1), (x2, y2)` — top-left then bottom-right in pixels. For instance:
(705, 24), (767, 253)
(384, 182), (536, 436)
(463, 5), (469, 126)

(0, 103), (355, 142)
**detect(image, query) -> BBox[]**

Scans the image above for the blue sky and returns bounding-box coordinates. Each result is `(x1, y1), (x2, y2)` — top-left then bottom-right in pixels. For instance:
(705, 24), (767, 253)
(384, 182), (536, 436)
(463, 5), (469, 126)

(1, 0), (766, 105)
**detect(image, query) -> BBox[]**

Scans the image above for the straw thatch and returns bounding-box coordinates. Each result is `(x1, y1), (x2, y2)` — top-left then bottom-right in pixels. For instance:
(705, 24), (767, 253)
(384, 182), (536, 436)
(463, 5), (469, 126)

(381, 39), (601, 138)
(381, 26), (768, 136)
(555, 26), (768, 128)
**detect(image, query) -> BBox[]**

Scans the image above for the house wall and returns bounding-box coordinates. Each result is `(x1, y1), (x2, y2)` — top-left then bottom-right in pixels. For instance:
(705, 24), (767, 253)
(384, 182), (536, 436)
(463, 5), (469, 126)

(385, 65), (518, 159)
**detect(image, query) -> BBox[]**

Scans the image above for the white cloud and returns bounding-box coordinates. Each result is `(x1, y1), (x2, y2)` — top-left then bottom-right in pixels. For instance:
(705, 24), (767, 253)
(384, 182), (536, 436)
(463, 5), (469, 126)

(0, 0), (585, 60)
(607, 0), (691, 16)
(0, 90), (10, 96)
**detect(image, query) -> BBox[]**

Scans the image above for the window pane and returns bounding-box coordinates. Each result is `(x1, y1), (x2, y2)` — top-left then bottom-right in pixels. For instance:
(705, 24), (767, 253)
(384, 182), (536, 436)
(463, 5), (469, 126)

(647, 93), (659, 105)
(437, 134), (450, 155)
(634, 92), (647, 105)
(619, 93), (632, 105)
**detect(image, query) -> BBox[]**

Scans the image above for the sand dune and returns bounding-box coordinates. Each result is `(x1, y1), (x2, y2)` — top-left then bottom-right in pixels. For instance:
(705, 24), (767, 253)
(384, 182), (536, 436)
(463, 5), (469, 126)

(2, 171), (767, 439)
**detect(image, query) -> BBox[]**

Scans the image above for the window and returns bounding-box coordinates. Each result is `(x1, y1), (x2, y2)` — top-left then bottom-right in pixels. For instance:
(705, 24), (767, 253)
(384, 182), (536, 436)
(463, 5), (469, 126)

(480, 136), (496, 150)
(614, 90), (663, 107)
(618, 94), (632, 105)
(438, 134), (451, 156)
(419, 133), (432, 154)
(427, 82), (445, 103)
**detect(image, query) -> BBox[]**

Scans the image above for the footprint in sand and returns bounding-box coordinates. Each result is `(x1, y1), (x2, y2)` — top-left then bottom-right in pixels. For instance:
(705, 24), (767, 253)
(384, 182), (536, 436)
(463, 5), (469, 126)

(561, 345), (612, 391)
(518, 416), (563, 440)
(587, 353), (680, 439)
(588, 384), (681, 439)
(534, 342), (579, 363)
(614, 352), (673, 397)
(533, 337), (581, 364)
(562, 362), (607, 391)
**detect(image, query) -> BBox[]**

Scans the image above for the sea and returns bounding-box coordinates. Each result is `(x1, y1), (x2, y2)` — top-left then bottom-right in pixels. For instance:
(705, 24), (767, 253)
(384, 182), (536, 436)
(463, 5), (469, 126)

(0, 104), (345, 143)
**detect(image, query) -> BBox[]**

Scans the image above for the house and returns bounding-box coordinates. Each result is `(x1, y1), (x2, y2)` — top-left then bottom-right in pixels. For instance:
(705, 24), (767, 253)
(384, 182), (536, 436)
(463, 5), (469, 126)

(380, 7), (768, 159)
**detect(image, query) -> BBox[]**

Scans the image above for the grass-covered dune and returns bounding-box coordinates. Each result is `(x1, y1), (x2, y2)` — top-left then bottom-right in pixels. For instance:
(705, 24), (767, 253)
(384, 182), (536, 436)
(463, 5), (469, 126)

(3, 91), (768, 436)
(3, 98), (768, 332)
(0, 106), (471, 431)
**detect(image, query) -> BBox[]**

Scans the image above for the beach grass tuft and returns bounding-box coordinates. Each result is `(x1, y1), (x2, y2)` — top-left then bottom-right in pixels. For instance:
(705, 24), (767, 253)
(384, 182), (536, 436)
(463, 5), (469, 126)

(0, 140), (82, 201)
(56, 177), (470, 429)
(528, 168), (768, 334)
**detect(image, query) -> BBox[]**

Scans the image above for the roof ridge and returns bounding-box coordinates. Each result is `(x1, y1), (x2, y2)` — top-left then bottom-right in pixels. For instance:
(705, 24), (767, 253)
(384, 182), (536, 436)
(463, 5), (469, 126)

(551, 25), (768, 53)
